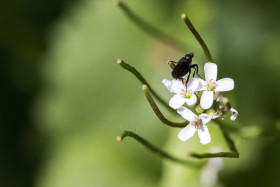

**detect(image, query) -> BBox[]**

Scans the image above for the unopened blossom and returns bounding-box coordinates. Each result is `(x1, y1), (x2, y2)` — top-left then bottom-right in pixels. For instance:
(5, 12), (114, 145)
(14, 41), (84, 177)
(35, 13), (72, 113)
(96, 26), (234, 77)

(177, 107), (211, 145)
(230, 108), (238, 120)
(198, 63), (234, 109)
(162, 78), (200, 109)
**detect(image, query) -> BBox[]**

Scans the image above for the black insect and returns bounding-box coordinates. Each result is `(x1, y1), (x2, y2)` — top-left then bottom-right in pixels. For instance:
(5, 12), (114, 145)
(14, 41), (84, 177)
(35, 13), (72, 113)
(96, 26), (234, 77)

(169, 53), (201, 85)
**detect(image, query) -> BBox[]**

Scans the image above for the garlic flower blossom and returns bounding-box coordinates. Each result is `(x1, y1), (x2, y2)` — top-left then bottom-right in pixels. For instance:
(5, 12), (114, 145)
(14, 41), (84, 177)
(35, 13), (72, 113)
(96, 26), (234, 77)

(199, 63), (234, 109)
(177, 107), (211, 145)
(162, 78), (200, 109)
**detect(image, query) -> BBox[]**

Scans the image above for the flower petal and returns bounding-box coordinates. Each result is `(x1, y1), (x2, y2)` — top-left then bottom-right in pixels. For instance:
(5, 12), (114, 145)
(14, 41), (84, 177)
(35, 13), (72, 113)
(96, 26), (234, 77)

(199, 113), (211, 124)
(204, 63), (217, 82)
(177, 107), (196, 121)
(230, 108), (238, 121)
(196, 78), (207, 91)
(178, 124), (197, 141)
(200, 91), (214, 109)
(170, 80), (185, 94)
(211, 111), (222, 119)
(216, 78), (234, 92)
(186, 94), (197, 106)
(187, 78), (199, 91)
(162, 79), (172, 92)
(169, 95), (186, 109)
(198, 125), (211, 145)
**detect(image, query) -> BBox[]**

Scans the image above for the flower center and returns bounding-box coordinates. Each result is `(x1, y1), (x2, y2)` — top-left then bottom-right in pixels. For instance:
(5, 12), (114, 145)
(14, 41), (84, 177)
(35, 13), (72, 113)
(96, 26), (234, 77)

(185, 90), (192, 99)
(191, 117), (203, 128)
(179, 89), (193, 99)
(205, 79), (216, 91)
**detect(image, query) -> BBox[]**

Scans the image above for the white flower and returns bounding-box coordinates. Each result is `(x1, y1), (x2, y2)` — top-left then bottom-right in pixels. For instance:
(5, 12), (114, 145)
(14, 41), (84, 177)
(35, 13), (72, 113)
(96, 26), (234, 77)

(230, 108), (238, 120)
(177, 107), (212, 145)
(199, 63), (234, 109)
(162, 78), (200, 109)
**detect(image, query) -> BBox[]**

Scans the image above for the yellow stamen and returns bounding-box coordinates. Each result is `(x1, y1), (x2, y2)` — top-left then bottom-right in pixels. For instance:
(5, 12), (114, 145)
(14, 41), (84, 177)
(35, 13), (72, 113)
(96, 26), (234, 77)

(185, 90), (192, 99)
(205, 80), (216, 91)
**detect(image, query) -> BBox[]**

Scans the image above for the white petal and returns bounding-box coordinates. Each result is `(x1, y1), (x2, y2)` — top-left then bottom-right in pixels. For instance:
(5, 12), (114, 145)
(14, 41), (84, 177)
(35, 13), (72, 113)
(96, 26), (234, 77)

(211, 111), (222, 119)
(169, 95), (186, 109)
(230, 108), (238, 113)
(198, 125), (211, 145)
(204, 63), (217, 82)
(199, 113), (211, 124)
(177, 107), (196, 122)
(178, 125), (197, 141)
(230, 115), (237, 121)
(200, 91), (214, 109)
(186, 94), (197, 106)
(216, 78), (234, 92)
(196, 78), (207, 91)
(187, 78), (199, 91)
(230, 108), (238, 121)
(170, 80), (185, 94)
(162, 79), (172, 92)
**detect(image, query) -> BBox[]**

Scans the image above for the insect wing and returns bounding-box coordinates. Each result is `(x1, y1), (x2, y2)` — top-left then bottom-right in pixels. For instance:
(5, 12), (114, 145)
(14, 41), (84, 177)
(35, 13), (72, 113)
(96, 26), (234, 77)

(171, 60), (189, 79)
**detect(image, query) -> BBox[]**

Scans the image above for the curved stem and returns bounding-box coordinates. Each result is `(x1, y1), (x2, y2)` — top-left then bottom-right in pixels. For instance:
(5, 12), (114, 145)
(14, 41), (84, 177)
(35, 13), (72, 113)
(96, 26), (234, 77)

(117, 131), (200, 167)
(190, 120), (239, 159)
(117, 59), (176, 114)
(115, 0), (186, 51)
(216, 120), (238, 153)
(190, 152), (239, 159)
(142, 85), (187, 128)
(181, 13), (213, 62)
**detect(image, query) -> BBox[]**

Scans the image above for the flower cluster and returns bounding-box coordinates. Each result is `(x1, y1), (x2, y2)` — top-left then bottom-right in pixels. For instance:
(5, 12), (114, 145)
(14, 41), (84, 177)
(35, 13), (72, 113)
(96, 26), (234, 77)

(163, 62), (238, 144)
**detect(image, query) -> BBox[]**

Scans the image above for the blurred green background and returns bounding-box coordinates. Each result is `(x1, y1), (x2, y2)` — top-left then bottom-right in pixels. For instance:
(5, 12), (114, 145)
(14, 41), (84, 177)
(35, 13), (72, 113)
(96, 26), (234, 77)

(1, 0), (280, 186)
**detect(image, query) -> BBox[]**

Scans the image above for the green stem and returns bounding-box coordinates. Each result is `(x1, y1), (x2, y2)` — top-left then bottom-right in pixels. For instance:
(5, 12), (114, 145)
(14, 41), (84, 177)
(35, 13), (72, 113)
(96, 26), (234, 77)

(117, 131), (200, 167)
(117, 59), (176, 114)
(142, 85), (187, 128)
(181, 13), (213, 62)
(115, 0), (186, 51)
(189, 120), (239, 159)
(190, 152), (239, 159)
(216, 120), (239, 153)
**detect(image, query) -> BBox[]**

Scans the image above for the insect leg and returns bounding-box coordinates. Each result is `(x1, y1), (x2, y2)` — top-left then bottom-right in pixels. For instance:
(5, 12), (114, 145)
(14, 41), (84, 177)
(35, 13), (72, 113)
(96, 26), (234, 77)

(190, 64), (202, 78)
(185, 70), (191, 90)
(192, 69), (196, 78)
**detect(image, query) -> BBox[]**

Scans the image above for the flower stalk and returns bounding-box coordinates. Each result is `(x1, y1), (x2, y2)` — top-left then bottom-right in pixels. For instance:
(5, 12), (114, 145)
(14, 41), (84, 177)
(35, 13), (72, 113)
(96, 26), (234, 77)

(181, 13), (213, 62)
(117, 130), (201, 167)
(190, 152), (239, 159)
(142, 85), (187, 128)
(216, 120), (239, 152)
(117, 59), (175, 114)
(189, 120), (239, 159)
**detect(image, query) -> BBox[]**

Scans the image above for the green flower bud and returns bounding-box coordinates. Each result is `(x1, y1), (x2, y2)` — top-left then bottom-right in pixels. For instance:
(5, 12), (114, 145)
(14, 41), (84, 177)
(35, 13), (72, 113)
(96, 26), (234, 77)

(195, 104), (205, 114)
(206, 109), (216, 115)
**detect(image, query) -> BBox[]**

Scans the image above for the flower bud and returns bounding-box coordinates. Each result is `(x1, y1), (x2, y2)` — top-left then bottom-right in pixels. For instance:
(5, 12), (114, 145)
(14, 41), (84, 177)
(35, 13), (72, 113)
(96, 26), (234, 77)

(206, 109), (216, 115)
(195, 104), (205, 114)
